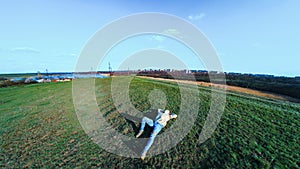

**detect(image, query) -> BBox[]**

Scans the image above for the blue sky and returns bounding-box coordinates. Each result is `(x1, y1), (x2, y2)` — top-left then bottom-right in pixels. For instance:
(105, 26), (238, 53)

(0, 0), (299, 77)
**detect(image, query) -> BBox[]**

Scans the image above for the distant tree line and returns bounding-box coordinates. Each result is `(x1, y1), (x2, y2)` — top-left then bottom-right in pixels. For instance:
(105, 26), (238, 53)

(137, 70), (300, 100)
(225, 73), (300, 99)
(2, 71), (299, 100)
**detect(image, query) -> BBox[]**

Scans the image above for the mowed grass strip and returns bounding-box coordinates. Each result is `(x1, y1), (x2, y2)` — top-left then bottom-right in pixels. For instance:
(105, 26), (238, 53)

(0, 77), (299, 168)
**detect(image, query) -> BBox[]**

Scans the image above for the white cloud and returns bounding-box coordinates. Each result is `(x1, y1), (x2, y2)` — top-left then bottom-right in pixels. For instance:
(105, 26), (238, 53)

(11, 47), (40, 54)
(162, 29), (183, 39)
(217, 52), (226, 57)
(60, 53), (77, 57)
(65, 53), (77, 57)
(148, 29), (184, 43)
(188, 13), (206, 21)
(150, 35), (166, 42)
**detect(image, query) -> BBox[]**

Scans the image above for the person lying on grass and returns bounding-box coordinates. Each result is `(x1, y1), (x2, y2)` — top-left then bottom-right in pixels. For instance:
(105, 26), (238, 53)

(136, 109), (177, 160)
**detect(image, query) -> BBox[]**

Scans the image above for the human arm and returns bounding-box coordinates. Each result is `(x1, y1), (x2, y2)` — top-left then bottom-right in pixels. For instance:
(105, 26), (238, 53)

(170, 113), (177, 119)
(155, 109), (164, 121)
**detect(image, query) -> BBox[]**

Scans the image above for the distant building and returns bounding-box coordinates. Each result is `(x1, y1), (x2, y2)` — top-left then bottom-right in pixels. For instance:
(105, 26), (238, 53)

(185, 69), (191, 74)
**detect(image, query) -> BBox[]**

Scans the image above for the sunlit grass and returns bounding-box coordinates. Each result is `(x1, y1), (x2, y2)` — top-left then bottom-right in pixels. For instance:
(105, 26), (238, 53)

(0, 77), (299, 168)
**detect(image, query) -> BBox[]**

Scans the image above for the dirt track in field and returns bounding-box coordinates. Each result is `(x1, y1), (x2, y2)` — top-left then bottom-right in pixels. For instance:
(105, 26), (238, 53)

(138, 76), (300, 103)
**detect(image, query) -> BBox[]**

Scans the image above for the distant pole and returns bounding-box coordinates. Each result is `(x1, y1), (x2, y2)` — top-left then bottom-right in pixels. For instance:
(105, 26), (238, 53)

(109, 62), (112, 76)
(37, 71), (41, 78)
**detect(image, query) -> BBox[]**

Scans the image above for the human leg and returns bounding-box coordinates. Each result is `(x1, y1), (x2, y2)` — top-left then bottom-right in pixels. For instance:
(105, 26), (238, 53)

(141, 122), (163, 159)
(136, 117), (154, 138)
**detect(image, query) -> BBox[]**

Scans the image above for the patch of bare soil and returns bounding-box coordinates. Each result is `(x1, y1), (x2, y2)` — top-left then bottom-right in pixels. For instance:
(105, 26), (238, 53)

(138, 76), (300, 103)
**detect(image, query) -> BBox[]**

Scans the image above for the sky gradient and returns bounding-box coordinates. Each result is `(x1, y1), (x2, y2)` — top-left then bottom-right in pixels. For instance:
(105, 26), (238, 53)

(0, 0), (299, 77)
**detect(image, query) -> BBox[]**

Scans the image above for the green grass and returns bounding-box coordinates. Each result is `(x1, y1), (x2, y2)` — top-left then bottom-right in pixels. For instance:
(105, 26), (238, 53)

(0, 77), (299, 168)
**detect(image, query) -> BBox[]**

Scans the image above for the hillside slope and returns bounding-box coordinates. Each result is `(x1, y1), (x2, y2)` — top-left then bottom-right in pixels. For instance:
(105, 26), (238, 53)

(0, 77), (299, 168)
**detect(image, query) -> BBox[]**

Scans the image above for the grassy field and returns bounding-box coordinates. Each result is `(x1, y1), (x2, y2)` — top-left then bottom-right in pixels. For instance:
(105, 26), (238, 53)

(0, 77), (299, 168)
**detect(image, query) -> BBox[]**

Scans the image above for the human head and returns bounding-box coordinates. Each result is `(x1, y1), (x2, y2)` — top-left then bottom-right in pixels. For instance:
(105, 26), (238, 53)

(165, 110), (170, 114)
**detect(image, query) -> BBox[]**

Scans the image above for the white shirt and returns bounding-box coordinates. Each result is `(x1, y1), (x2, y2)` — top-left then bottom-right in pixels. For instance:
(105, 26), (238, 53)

(155, 109), (177, 127)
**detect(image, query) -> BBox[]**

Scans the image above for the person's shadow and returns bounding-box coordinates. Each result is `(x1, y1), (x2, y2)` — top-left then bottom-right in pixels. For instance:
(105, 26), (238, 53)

(120, 109), (158, 136)
(120, 109), (158, 155)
